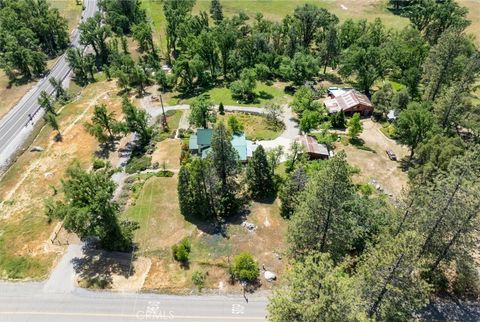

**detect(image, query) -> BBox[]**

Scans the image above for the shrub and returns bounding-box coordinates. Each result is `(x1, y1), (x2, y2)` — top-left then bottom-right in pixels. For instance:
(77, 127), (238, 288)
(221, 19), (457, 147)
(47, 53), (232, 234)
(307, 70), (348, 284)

(192, 270), (206, 291)
(227, 115), (244, 134)
(358, 183), (375, 196)
(125, 156), (151, 174)
(231, 252), (259, 282)
(92, 157), (107, 170)
(172, 238), (191, 263)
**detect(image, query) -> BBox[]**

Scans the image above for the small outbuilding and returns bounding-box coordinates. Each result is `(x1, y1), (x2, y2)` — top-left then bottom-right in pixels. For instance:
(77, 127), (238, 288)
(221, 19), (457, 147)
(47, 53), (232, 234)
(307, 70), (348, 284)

(300, 135), (330, 160)
(324, 90), (374, 116)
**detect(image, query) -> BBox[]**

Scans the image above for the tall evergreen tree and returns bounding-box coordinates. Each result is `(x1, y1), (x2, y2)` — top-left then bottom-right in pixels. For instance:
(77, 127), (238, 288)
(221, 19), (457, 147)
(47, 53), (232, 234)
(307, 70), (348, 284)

(279, 167), (307, 219)
(246, 145), (274, 199)
(288, 152), (357, 260)
(178, 157), (217, 220)
(209, 122), (239, 217)
(421, 30), (475, 102)
(209, 0), (224, 23)
(357, 231), (431, 321)
(268, 253), (366, 321)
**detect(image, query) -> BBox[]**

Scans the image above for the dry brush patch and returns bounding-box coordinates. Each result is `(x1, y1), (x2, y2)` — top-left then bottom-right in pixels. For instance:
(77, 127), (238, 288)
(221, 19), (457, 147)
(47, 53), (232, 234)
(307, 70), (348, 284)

(0, 80), (121, 279)
(335, 119), (409, 197)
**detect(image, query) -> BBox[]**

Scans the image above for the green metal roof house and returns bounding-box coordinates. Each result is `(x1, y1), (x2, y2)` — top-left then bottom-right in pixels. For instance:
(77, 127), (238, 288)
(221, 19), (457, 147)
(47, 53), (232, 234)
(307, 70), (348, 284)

(189, 129), (250, 162)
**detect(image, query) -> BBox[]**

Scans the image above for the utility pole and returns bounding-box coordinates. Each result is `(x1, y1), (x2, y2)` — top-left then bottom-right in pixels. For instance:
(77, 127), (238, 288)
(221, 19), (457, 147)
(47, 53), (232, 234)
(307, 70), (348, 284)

(159, 94), (168, 130)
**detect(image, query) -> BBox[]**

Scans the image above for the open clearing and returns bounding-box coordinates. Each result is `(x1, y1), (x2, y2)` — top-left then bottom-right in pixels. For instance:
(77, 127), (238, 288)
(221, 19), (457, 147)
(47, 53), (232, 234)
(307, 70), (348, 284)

(183, 81), (289, 107)
(124, 139), (288, 293)
(335, 119), (409, 197)
(0, 80), (121, 279)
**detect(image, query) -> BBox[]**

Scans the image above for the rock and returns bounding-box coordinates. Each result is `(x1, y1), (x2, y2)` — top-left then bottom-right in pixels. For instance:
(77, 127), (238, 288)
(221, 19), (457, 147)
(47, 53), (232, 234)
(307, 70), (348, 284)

(44, 172), (54, 178)
(264, 271), (277, 282)
(241, 221), (256, 232)
(31, 146), (45, 152)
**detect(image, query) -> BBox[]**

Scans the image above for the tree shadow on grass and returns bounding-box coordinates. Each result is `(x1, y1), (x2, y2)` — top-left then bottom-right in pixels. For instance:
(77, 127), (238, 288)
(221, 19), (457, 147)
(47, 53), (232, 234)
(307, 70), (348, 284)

(257, 91), (273, 100)
(399, 157), (412, 172)
(319, 72), (343, 84)
(72, 245), (137, 289)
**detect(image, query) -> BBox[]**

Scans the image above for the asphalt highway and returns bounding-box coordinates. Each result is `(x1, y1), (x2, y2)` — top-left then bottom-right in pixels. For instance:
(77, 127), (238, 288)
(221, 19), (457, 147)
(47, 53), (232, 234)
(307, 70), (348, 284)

(0, 0), (98, 166)
(0, 282), (268, 322)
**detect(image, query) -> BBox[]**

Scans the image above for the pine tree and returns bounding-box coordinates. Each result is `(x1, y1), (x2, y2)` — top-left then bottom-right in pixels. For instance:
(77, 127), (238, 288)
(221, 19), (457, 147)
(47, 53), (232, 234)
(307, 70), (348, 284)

(218, 102), (225, 115)
(246, 145), (274, 199)
(209, 123), (239, 218)
(178, 157), (217, 220)
(210, 0), (224, 23)
(288, 152), (356, 260)
(356, 231), (431, 321)
(413, 150), (480, 273)
(268, 253), (366, 321)
(421, 30), (474, 102)
(279, 167), (307, 219)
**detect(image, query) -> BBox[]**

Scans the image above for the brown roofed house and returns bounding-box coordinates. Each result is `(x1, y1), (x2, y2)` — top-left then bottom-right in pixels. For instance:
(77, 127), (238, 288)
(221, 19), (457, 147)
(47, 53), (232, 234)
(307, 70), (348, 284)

(324, 90), (373, 116)
(300, 135), (330, 160)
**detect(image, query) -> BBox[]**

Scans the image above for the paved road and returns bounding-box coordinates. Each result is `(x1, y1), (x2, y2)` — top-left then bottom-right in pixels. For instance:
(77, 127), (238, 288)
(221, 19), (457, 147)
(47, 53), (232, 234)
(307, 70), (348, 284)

(0, 0), (98, 168)
(0, 281), (268, 322)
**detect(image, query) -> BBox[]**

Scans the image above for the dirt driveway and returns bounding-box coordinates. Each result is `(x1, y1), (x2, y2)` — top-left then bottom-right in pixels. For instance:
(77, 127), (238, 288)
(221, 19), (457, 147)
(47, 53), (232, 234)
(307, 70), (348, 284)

(335, 119), (409, 197)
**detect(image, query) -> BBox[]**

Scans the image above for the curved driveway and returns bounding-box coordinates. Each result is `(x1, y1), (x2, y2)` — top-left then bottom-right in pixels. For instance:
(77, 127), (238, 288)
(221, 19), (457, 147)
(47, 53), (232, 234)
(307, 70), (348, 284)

(143, 102), (299, 157)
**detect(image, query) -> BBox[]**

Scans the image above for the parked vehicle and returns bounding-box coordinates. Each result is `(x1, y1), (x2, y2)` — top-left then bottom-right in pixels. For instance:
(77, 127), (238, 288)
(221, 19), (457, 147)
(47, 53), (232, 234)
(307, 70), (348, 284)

(386, 149), (397, 161)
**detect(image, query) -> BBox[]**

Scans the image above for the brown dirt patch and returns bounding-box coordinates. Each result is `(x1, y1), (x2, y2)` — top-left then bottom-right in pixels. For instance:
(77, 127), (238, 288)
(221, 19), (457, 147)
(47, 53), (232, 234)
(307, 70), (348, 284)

(151, 139), (182, 170)
(335, 119), (409, 196)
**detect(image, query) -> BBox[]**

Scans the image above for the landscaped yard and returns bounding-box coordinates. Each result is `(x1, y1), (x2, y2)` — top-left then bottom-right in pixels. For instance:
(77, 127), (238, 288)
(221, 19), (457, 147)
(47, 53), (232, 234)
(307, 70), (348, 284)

(0, 80), (122, 279)
(218, 111), (283, 141)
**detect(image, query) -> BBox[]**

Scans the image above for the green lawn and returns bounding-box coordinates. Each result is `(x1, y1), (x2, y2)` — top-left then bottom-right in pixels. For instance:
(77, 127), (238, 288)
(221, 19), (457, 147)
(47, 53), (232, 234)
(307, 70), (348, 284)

(218, 111), (283, 140)
(142, 0), (168, 52)
(185, 81), (287, 107)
